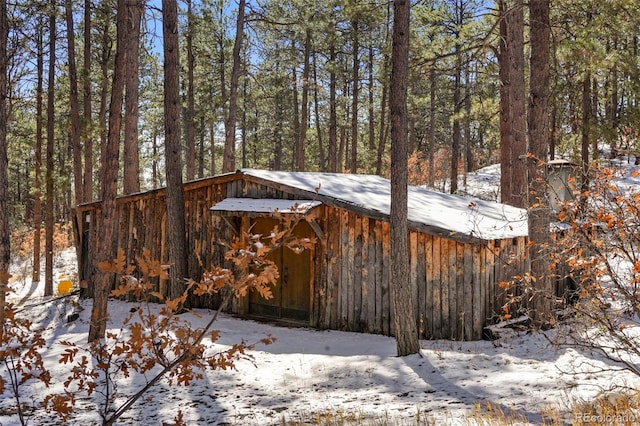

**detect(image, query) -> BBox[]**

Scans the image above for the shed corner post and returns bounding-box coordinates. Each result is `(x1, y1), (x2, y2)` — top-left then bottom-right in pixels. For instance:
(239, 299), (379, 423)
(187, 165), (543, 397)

(232, 214), (251, 315)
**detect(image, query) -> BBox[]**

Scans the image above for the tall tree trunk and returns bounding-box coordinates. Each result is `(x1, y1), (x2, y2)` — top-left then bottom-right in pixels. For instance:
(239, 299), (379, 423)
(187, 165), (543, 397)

(209, 122), (216, 175)
(499, 0), (526, 208)
(82, 0), (93, 202)
(198, 116), (205, 177)
(464, 62), (473, 174)
(339, 123), (347, 171)
(498, 0), (511, 203)
(241, 70), (247, 169)
(610, 49), (619, 148)
(350, 19), (359, 173)
(450, 47), (461, 194)
(297, 28), (311, 172)
(45, 0), (56, 298)
(527, 0), (552, 326)
(273, 92), (283, 170)
(389, 0), (419, 356)
(215, 2), (225, 173)
(291, 61), (300, 170)
(123, 0), (142, 194)
(508, 0), (526, 207)
(88, 0), (126, 342)
(251, 105), (258, 166)
(313, 51), (325, 170)
(376, 4), (392, 177)
(97, 3), (112, 183)
(375, 81), (388, 176)
(65, 0), (83, 206)
(163, 0), (189, 301)
(340, 95), (348, 172)
(0, 0), (8, 314)
(152, 128), (159, 186)
(581, 73), (591, 193)
(328, 40), (337, 172)
(222, 0), (245, 173)
(185, 0), (196, 180)
(33, 22), (44, 285)
(427, 65), (436, 187)
(368, 44), (375, 170)
(591, 77), (598, 160)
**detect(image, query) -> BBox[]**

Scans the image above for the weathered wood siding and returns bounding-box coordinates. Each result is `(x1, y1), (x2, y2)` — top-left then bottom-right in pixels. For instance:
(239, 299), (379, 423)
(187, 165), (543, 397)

(76, 177), (239, 307)
(74, 172), (529, 341)
(311, 204), (528, 340)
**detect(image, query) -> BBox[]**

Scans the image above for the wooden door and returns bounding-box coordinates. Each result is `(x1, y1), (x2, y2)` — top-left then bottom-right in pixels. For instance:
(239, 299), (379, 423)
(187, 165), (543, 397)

(248, 217), (313, 322)
(280, 220), (312, 320)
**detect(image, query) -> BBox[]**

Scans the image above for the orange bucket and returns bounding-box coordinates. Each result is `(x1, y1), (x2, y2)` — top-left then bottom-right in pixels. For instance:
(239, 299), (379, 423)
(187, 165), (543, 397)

(58, 278), (73, 295)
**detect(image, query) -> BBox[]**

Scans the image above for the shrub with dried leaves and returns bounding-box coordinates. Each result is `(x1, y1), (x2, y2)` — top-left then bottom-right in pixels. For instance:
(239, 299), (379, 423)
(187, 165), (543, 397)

(46, 211), (313, 425)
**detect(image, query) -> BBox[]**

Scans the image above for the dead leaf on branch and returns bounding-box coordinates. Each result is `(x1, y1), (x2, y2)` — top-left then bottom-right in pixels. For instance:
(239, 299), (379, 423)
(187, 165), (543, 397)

(137, 248), (170, 280)
(98, 248), (134, 274)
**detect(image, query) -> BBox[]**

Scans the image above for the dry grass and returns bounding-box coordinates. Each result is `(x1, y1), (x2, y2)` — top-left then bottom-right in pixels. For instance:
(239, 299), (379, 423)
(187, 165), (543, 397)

(569, 390), (640, 426)
(278, 393), (640, 426)
(11, 222), (73, 260)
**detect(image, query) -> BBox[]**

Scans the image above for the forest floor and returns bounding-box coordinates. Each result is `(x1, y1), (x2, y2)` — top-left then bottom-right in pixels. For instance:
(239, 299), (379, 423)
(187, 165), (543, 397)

(3, 160), (640, 425)
(4, 259), (640, 426)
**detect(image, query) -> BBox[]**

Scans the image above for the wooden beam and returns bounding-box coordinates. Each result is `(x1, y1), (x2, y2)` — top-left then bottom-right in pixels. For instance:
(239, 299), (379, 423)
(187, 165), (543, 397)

(307, 219), (325, 241)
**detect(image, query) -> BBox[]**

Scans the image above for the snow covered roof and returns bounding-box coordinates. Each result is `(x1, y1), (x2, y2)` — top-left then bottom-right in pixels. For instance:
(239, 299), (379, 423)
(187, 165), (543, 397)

(211, 198), (321, 214)
(239, 169), (528, 241)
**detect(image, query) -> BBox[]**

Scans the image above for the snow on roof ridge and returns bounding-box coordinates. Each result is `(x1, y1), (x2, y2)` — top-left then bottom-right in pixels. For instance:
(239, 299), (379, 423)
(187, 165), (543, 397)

(240, 168), (528, 240)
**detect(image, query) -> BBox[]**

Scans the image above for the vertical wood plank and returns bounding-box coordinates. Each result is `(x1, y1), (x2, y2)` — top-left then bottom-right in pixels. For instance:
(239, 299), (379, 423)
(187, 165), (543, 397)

(159, 210), (168, 296)
(237, 214), (251, 314)
(409, 231), (419, 334)
(339, 210), (349, 329)
(501, 239), (513, 311)
(431, 235), (441, 339)
(424, 234), (434, 339)
(472, 243), (483, 339)
(449, 240), (464, 340)
(312, 207), (326, 328)
(116, 203), (125, 259)
(416, 233), (427, 338)
(322, 208), (332, 328)
(126, 203), (134, 262)
(449, 240), (457, 339)
(329, 208), (340, 329)
(373, 220), (383, 334)
(308, 237), (316, 326)
(518, 236), (527, 306)
(490, 240), (500, 321)
(349, 213), (359, 330)
(366, 219), (376, 332)
(381, 221), (391, 336)
(463, 244), (473, 340)
(360, 217), (370, 330)
(440, 237), (449, 338)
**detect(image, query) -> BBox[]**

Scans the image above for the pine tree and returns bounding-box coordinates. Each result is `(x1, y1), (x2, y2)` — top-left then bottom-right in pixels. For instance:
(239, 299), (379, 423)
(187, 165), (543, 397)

(389, 0), (420, 357)
(89, 0), (127, 342)
(163, 0), (189, 300)
(527, 0), (552, 325)
(0, 0), (9, 318)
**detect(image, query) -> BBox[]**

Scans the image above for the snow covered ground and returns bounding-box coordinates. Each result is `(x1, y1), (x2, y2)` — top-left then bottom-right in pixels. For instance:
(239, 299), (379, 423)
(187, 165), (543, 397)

(3, 270), (639, 426)
(3, 163), (640, 425)
(3, 272), (639, 426)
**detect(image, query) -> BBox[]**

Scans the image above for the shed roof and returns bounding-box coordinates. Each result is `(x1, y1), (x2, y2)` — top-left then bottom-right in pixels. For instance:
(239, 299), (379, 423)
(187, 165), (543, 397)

(211, 198), (322, 214)
(239, 169), (528, 241)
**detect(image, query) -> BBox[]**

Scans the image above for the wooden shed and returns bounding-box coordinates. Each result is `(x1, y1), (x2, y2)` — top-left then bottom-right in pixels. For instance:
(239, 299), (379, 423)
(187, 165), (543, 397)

(74, 169), (529, 340)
